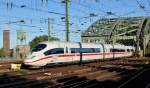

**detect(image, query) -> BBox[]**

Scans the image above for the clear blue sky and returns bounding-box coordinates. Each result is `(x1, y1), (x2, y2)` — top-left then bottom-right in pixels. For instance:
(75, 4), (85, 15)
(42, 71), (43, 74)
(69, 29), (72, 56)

(0, 0), (149, 48)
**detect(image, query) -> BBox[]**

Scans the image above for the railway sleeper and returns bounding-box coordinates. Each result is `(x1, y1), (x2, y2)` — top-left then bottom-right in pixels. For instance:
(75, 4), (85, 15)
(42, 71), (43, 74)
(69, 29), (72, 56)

(0, 79), (36, 88)
(70, 79), (99, 88)
(0, 74), (21, 80)
(0, 74), (12, 78)
(0, 77), (26, 84)
(45, 84), (62, 88)
(60, 79), (90, 88)
(13, 80), (50, 88)
(63, 77), (87, 85)
(119, 69), (139, 78)
(83, 83), (100, 88)
(56, 75), (78, 83)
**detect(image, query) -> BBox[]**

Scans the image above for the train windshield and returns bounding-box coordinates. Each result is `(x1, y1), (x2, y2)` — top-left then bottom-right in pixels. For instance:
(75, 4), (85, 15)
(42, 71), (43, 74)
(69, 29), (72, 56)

(31, 44), (46, 53)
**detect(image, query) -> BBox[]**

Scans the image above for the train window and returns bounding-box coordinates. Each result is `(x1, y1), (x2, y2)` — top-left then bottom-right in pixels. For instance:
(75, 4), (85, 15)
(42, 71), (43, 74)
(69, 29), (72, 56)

(70, 48), (75, 53)
(70, 48), (80, 53)
(31, 44), (46, 52)
(80, 48), (93, 53)
(110, 48), (125, 52)
(93, 48), (101, 53)
(83, 48), (101, 53)
(131, 49), (134, 52)
(70, 48), (99, 53)
(120, 49), (125, 52)
(44, 48), (64, 56)
(110, 49), (114, 52)
(127, 49), (130, 52)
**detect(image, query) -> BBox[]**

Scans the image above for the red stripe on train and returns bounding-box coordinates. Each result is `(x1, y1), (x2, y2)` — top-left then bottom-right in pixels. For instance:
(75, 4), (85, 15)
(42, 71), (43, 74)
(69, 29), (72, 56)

(25, 56), (53, 63)
(25, 52), (129, 63)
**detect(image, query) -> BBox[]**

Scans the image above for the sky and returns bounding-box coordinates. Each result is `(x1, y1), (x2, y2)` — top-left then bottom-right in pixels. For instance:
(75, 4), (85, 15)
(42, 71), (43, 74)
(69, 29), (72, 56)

(0, 0), (150, 48)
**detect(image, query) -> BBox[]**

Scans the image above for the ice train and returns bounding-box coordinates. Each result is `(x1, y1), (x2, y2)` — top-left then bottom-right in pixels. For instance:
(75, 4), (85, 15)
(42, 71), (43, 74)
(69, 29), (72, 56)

(24, 41), (135, 66)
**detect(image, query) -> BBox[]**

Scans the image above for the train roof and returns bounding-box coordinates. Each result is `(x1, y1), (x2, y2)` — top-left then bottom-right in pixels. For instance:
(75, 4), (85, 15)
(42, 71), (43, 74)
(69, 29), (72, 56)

(39, 41), (134, 48)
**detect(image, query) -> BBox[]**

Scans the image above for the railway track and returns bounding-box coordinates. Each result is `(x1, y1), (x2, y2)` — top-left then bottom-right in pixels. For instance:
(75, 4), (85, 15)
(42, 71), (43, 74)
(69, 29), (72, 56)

(0, 57), (149, 88)
(118, 65), (150, 88)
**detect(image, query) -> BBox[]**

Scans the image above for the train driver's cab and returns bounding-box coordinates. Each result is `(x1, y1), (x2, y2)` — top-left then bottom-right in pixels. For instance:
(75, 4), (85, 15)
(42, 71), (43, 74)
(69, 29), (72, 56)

(26, 44), (47, 59)
(31, 44), (47, 53)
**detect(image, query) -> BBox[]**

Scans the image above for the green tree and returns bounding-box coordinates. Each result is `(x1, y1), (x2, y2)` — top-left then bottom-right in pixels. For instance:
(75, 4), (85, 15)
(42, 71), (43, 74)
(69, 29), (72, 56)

(29, 35), (59, 48)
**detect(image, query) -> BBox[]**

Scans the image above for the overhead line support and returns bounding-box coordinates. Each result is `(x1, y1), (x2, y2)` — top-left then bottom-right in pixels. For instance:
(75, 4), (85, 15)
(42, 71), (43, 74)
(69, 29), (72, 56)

(65, 0), (70, 42)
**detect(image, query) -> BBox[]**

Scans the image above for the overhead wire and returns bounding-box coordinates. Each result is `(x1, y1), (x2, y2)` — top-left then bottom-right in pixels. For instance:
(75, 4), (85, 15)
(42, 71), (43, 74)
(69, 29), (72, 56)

(0, 1), (81, 19)
(0, 0), (89, 32)
(1, 0), (148, 39)
(0, 14), (79, 28)
(135, 0), (149, 16)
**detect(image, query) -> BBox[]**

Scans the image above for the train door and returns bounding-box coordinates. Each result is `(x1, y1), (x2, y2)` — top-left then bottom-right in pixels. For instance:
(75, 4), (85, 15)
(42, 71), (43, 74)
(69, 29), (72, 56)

(50, 48), (64, 63)
(81, 44), (101, 61)
(57, 46), (71, 63)
(43, 48), (64, 64)
(58, 43), (75, 63)
(105, 44), (113, 59)
(69, 47), (80, 63)
(51, 54), (59, 63)
(66, 43), (81, 63)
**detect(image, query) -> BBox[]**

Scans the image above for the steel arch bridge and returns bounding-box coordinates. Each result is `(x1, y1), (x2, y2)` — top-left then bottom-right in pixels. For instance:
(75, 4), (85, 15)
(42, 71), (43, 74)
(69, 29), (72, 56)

(81, 16), (150, 56)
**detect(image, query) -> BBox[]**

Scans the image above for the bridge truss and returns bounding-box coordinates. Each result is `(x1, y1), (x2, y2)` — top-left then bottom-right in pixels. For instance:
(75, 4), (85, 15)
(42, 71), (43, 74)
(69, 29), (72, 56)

(81, 17), (150, 56)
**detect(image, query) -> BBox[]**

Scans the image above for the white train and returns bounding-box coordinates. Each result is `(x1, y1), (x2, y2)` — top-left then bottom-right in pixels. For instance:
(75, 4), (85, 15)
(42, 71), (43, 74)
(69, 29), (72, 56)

(24, 41), (135, 67)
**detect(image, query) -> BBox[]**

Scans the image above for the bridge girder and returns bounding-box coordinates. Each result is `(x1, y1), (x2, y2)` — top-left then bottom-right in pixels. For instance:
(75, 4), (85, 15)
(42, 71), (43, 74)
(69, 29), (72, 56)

(81, 17), (150, 56)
